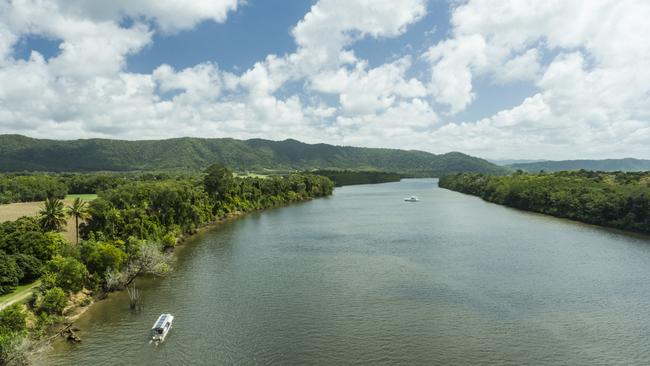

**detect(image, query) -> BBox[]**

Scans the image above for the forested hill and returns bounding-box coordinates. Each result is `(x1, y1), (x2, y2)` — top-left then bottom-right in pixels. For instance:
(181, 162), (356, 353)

(509, 158), (650, 172)
(0, 134), (507, 175)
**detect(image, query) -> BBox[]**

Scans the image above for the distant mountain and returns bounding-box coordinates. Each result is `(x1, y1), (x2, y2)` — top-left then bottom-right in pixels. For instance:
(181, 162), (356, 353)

(488, 159), (547, 166)
(0, 134), (508, 175)
(509, 158), (650, 172)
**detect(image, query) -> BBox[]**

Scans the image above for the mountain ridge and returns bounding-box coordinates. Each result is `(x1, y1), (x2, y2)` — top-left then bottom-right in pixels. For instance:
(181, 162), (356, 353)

(0, 134), (507, 175)
(509, 158), (650, 172)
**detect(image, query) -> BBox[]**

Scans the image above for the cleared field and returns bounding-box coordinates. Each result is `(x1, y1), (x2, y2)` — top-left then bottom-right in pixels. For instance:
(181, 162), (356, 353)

(0, 196), (95, 243)
(65, 194), (98, 201)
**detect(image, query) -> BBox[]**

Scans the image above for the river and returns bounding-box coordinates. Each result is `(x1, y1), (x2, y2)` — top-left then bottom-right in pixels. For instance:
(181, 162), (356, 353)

(35, 179), (650, 365)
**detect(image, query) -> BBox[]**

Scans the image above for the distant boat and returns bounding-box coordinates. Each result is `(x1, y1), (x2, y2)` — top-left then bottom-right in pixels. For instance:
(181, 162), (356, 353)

(151, 314), (174, 343)
(404, 196), (419, 202)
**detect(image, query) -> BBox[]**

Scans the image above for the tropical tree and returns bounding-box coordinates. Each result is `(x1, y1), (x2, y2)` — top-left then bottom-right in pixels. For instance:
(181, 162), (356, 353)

(0, 254), (22, 295)
(203, 164), (234, 200)
(45, 256), (88, 293)
(38, 198), (66, 232)
(40, 287), (67, 314)
(66, 197), (89, 244)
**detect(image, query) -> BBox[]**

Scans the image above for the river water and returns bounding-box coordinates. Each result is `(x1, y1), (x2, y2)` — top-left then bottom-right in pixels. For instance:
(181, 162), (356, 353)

(36, 179), (650, 365)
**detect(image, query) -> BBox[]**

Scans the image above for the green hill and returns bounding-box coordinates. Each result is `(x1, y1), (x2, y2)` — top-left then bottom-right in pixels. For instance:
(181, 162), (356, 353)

(0, 134), (507, 175)
(509, 158), (650, 172)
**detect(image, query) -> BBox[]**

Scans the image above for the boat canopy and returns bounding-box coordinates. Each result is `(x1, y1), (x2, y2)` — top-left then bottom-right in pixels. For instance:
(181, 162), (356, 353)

(152, 314), (172, 330)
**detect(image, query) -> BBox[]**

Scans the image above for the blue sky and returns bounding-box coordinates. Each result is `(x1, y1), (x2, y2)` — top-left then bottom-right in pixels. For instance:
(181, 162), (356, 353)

(1, 0), (649, 159)
(12, 0), (532, 124)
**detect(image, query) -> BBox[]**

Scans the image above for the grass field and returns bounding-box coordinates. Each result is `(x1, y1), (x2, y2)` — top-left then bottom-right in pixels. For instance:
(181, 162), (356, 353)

(0, 194), (97, 243)
(65, 194), (98, 201)
(0, 281), (40, 310)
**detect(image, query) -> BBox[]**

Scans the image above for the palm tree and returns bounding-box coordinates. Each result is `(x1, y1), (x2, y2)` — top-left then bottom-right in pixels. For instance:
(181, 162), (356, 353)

(39, 197), (66, 232)
(66, 197), (89, 244)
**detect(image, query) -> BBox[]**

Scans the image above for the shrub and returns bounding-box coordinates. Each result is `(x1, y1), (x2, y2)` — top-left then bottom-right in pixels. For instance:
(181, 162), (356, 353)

(0, 304), (27, 334)
(40, 287), (67, 315)
(0, 331), (26, 366)
(11, 254), (43, 284)
(0, 254), (23, 295)
(80, 241), (127, 276)
(46, 256), (88, 293)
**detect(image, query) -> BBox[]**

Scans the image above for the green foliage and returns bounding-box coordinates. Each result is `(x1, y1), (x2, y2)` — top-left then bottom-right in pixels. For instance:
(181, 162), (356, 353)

(204, 164), (234, 200)
(80, 241), (128, 276)
(313, 170), (403, 186)
(0, 217), (55, 262)
(0, 330), (26, 366)
(38, 273), (57, 293)
(0, 166), (336, 359)
(440, 171), (650, 234)
(45, 256), (88, 293)
(0, 134), (507, 175)
(40, 287), (67, 314)
(0, 174), (67, 204)
(38, 197), (66, 232)
(0, 305), (27, 334)
(44, 232), (77, 258)
(83, 180), (213, 241)
(10, 255), (42, 283)
(0, 254), (22, 295)
(66, 197), (89, 244)
(162, 231), (178, 249)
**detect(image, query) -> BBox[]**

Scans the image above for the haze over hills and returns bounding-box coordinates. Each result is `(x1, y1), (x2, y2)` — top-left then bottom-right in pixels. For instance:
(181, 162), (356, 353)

(509, 158), (650, 172)
(488, 159), (547, 166)
(0, 134), (507, 175)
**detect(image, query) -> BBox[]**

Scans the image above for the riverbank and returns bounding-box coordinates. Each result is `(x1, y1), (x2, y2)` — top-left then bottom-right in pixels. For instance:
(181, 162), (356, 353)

(439, 171), (650, 235)
(34, 179), (650, 365)
(0, 171), (335, 365)
(312, 170), (404, 187)
(26, 194), (324, 362)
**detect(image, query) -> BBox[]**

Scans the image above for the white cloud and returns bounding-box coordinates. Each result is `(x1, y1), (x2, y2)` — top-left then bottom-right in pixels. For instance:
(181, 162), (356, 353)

(0, 0), (648, 160)
(292, 0), (426, 69)
(36, 0), (240, 33)
(153, 63), (222, 102)
(420, 0), (650, 158)
(311, 57), (427, 115)
(425, 34), (487, 113)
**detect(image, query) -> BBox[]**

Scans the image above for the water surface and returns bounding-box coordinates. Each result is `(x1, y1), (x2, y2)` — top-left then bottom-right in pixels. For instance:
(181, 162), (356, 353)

(37, 179), (650, 365)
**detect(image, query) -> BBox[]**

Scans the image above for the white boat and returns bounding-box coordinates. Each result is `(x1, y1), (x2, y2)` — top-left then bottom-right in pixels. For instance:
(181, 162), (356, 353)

(404, 196), (419, 202)
(151, 314), (174, 342)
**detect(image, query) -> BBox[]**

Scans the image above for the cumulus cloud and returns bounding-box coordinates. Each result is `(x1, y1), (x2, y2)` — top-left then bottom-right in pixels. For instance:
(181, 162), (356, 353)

(311, 57), (427, 115)
(0, 0), (648, 159)
(422, 0), (650, 158)
(37, 0), (240, 33)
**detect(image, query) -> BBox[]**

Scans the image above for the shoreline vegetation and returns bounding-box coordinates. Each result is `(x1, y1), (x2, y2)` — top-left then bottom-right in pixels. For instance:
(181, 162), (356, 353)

(311, 170), (404, 186)
(439, 170), (650, 235)
(0, 165), (334, 365)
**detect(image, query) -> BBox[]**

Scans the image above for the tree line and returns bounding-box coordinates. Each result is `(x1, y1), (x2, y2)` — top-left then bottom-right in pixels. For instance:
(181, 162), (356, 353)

(0, 165), (334, 364)
(0, 172), (193, 204)
(439, 170), (650, 234)
(312, 170), (403, 187)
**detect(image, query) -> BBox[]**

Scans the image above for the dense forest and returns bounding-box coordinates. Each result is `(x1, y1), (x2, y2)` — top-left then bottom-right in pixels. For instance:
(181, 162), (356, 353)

(439, 171), (650, 234)
(312, 170), (403, 186)
(0, 166), (334, 364)
(509, 158), (650, 172)
(0, 134), (507, 176)
(0, 176), (67, 204)
(0, 173), (191, 204)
